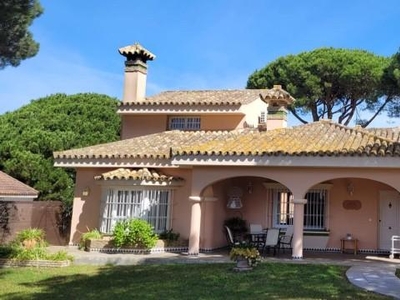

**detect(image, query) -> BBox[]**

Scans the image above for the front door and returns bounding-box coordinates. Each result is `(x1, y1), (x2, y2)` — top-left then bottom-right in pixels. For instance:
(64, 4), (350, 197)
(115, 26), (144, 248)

(379, 191), (400, 250)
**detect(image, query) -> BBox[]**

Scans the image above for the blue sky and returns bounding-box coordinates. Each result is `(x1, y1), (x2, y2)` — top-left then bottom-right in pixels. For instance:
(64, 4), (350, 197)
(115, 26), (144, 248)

(1, 0), (399, 127)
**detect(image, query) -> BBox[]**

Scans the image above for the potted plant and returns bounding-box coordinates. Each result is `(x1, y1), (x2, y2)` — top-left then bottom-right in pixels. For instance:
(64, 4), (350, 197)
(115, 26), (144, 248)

(229, 242), (261, 271)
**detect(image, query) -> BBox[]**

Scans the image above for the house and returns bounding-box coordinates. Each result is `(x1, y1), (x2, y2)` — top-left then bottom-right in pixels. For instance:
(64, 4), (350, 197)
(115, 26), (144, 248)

(54, 43), (400, 259)
(0, 171), (38, 201)
(0, 171), (40, 243)
(0, 171), (65, 245)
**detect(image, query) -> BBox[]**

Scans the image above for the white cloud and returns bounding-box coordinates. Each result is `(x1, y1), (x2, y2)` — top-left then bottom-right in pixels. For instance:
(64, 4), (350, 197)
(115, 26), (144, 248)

(0, 50), (123, 114)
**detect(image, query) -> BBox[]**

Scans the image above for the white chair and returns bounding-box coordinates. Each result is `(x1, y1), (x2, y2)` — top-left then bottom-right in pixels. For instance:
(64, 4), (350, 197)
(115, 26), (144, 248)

(279, 225), (294, 253)
(263, 228), (280, 256)
(224, 226), (240, 248)
(250, 224), (263, 234)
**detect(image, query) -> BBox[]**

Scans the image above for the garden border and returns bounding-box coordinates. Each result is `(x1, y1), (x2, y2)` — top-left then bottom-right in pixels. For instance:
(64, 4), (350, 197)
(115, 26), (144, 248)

(0, 258), (70, 268)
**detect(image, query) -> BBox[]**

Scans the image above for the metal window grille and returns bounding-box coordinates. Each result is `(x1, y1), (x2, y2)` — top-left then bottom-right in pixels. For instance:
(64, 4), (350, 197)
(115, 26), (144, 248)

(304, 190), (326, 230)
(100, 188), (172, 234)
(168, 116), (200, 130)
(270, 188), (327, 230)
(259, 111), (266, 124)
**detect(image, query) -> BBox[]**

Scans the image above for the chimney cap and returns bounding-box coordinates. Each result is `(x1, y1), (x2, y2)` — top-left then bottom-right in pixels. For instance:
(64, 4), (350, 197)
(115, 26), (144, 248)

(119, 43), (156, 62)
(259, 85), (295, 105)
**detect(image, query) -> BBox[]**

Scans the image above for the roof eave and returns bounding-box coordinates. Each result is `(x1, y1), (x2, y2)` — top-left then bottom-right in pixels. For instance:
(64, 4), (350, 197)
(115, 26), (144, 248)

(54, 157), (176, 168)
(171, 154), (400, 168)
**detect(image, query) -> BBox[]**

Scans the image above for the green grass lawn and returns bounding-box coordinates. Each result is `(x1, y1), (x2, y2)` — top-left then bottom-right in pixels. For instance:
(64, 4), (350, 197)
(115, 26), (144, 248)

(0, 263), (390, 299)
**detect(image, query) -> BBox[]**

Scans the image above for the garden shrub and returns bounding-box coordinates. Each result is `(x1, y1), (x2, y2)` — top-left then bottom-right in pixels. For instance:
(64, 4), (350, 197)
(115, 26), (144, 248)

(0, 228), (73, 261)
(12, 228), (48, 248)
(112, 219), (158, 249)
(159, 229), (180, 242)
(46, 250), (74, 261)
(78, 228), (103, 250)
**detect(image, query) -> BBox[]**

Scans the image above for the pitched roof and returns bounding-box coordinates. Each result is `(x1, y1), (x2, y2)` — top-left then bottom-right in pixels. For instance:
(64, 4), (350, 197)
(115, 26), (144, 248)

(0, 171), (39, 197)
(118, 89), (264, 106)
(53, 130), (220, 160)
(117, 87), (294, 107)
(367, 127), (400, 142)
(173, 120), (400, 157)
(54, 120), (400, 162)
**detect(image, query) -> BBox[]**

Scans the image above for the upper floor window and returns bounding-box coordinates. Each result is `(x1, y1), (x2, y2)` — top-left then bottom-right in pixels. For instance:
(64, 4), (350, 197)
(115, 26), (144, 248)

(168, 116), (201, 131)
(259, 111), (266, 124)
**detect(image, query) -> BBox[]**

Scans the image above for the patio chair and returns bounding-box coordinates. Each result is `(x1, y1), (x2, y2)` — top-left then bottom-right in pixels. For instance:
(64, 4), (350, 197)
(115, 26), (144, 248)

(250, 224), (263, 234)
(279, 225), (293, 253)
(263, 228), (280, 256)
(224, 225), (240, 248)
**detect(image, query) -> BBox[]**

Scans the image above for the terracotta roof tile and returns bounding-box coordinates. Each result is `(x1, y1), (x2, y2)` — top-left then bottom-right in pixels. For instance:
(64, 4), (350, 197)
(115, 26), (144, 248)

(118, 90), (263, 106)
(0, 171), (39, 197)
(54, 130), (215, 160)
(54, 120), (400, 162)
(117, 88), (294, 107)
(173, 120), (400, 157)
(118, 43), (156, 61)
(368, 127), (400, 142)
(94, 168), (183, 182)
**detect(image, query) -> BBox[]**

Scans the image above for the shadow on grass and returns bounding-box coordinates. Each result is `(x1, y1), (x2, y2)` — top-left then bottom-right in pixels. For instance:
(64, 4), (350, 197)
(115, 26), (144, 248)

(1, 263), (390, 300)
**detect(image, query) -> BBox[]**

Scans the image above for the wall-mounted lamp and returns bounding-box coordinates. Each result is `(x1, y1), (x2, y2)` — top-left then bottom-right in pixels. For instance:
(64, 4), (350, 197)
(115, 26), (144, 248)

(247, 181), (253, 194)
(227, 186), (243, 209)
(347, 183), (354, 196)
(82, 187), (90, 197)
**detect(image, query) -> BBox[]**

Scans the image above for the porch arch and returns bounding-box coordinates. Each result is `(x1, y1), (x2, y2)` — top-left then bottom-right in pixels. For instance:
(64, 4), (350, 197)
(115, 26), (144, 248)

(187, 166), (400, 257)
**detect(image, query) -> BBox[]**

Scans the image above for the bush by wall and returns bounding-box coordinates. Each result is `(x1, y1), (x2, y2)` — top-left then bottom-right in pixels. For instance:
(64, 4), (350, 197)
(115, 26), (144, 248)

(112, 219), (158, 249)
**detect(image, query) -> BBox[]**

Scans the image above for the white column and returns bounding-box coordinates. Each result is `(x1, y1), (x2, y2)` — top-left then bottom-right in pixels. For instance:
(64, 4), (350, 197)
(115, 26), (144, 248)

(292, 198), (307, 259)
(188, 196), (202, 255)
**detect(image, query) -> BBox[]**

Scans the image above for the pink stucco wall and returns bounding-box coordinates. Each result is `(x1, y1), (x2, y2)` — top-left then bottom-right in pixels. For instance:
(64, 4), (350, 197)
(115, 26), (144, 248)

(120, 114), (245, 139)
(70, 163), (399, 251)
(327, 178), (388, 250)
(121, 115), (167, 139)
(69, 168), (103, 244)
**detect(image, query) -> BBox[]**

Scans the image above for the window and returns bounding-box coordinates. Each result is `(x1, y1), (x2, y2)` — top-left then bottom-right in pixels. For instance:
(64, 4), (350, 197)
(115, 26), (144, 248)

(100, 188), (172, 234)
(259, 111), (266, 124)
(269, 186), (328, 230)
(168, 116), (201, 130)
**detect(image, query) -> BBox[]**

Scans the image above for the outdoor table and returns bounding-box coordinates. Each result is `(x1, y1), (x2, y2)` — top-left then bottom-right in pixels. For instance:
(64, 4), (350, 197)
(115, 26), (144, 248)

(340, 238), (358, 255)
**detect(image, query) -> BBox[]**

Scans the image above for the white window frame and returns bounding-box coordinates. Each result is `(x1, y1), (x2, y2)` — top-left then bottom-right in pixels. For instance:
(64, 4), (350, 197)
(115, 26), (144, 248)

(99, 187), (172, 234)
(168, 116), (201, 130)
(265, 183), (330, 230)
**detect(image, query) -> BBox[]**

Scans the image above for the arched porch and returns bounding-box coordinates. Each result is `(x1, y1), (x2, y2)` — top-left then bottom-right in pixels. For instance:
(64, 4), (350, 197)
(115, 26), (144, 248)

(186, 166), (400, 258)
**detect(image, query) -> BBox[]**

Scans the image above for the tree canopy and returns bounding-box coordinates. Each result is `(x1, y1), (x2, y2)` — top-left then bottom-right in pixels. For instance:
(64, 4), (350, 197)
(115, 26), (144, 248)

(247, 48), (391, 127)
(0, 0), (43, 69)
(382, 49), (400, 118)
(0, 93), (121, 203)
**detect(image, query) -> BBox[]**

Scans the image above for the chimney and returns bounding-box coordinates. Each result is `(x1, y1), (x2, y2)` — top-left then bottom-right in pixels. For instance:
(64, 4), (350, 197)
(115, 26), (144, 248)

(119, 43), (155, 103)
(260, 85), (295, 130)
